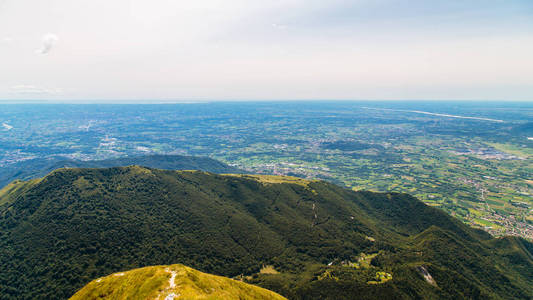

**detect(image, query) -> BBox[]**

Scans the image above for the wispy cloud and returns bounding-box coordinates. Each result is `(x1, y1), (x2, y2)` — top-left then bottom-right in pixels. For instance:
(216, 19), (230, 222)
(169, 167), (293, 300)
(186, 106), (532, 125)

(10, 85), (63, 95)
(35, 33), (58, 54)
(0, 37), (13, 45)
(271, 23), (288, 30)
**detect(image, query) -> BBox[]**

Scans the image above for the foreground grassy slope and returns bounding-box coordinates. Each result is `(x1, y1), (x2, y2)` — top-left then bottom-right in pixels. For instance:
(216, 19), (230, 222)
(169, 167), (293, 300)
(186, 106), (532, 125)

(0, 154), (242, 188)
(0, 167), (531, 299)
(70, 264), (286, 300)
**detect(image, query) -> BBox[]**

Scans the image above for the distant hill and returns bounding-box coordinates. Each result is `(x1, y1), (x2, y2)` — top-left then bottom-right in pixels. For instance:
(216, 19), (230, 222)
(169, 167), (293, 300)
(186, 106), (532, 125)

(0, 155), (242, 188)
(70, 264), (286, 300)
(0, 167), (531, 299)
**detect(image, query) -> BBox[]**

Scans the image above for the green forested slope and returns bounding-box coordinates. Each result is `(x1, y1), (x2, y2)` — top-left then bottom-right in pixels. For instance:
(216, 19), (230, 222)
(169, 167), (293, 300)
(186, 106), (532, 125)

(0, 167), (531, 299)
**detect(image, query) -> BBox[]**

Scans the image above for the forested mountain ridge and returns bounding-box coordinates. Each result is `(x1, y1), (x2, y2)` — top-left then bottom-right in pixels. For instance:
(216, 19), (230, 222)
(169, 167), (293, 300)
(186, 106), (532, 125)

(0, 167), (531, 299)
(0, 154), (242, 188)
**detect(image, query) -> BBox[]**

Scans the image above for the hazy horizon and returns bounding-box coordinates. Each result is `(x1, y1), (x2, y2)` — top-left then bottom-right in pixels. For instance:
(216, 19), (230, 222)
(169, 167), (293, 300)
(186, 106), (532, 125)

(1, 99), (532, 104)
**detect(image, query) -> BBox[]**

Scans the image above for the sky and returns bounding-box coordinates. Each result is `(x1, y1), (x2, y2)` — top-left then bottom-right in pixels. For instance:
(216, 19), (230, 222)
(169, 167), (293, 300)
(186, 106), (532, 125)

(0, 0), (532, 101)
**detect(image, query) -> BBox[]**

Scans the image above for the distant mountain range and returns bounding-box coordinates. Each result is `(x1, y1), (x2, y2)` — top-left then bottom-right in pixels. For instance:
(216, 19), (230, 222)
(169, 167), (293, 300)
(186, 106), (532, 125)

(0, 166), (531, 299)
(0, 154), (242, 188)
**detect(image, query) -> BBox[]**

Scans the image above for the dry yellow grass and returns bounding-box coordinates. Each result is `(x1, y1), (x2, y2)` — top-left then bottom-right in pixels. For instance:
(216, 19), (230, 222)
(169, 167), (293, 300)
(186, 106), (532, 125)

(70, 264), (287, 300)
(223, 174), (316, 187)
(259, 265), (279, 275)
(0, 178), (42, 205)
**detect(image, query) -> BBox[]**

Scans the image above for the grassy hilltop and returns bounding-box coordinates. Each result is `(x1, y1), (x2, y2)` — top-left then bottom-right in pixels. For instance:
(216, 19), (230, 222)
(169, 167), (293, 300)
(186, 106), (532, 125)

(0, 167), (531, 299)
(70, 264), (286, 300)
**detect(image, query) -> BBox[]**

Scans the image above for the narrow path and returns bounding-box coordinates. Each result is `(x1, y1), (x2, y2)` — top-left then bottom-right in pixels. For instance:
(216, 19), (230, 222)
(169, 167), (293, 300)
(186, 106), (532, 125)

(164, 293), (177, 300)
(167, 268), (177, 289)
(159, 268), (179, 300)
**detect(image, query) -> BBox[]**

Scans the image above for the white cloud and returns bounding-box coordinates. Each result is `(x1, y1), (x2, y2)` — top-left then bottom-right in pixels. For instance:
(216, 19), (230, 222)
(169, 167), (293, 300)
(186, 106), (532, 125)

(0, 37), (13, 47)
(35, 33), (58, 54)
(10, 85), (63, 95)
(271, 23), (288, 30)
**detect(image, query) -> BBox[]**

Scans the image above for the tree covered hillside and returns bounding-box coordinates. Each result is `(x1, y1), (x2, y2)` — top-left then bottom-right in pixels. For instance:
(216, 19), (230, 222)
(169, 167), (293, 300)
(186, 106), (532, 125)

(0, 167), (531, 299)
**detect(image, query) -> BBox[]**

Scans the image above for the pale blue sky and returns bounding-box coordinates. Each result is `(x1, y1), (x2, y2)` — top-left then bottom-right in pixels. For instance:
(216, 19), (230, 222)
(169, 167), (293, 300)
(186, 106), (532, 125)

(0, 0), (532, 101)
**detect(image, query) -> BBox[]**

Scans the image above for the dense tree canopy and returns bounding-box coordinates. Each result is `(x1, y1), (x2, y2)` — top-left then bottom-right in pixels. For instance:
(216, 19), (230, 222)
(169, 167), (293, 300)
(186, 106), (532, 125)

(0, 167), (531, 299)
